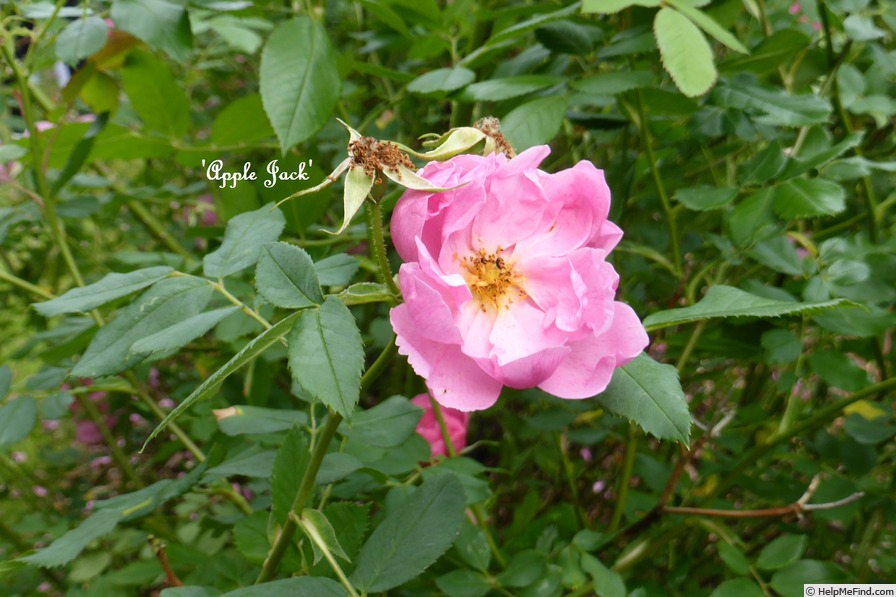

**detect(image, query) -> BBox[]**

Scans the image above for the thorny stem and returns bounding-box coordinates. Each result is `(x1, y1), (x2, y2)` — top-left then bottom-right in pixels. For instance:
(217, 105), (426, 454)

(149, 536), (183, 587)
(366, 200), (401, 297)
(430, 399), (508, 568)
(716, 375), (896, 497)
(256, 336), (397, 583)
(293, 512), (360, 597)
(816, 0), (879, 243)
(212, 280), (274, 330)
(256, 410), (343, 583)
(126, 375), (207, 463)
(634, 91), (683, 279)
(609, 423), (638, 532)
(430, 397), (458, 458)
(0, 264), (54, 300)
(75, 393), (142, 487)
(126, 199), (193, 260)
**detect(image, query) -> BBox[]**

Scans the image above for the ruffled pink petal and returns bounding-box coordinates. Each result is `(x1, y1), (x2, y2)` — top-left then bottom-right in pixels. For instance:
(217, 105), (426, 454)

(497, 145), (550, 177)
(515, 161), (612, 258)
(537, 302), (648, 399)
(520, 255), (587, 333)
(395, 263), (463, 345)
(589, 220), (623, 252)
(488, 345), (571, 389)
(456, 301), (497, 360)
(471, 170), (553, 252)
(488, 299), (567, 364)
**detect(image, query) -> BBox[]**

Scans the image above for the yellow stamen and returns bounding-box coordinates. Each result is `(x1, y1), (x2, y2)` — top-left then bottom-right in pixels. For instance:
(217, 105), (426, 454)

(459, 248), (526, 312)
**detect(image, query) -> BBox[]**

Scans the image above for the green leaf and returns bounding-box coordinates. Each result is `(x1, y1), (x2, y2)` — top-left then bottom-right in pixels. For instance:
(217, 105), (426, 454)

(454, 520), (491, 572)
(121, 49), (190, 137)
(745, 236), (804, 276)
(814, 305), (896, 338)
(482, 3), (582, 47)
(19, 509), (121, 568)
(769, 560), (847, 597)
(773, 178), (846, 219)
(757, 535), (808, 571)
(0, 365), (10, 400)
(111, 0), (193, 62)
(272, 426), (310, 526)
(288, 298), (364, 419)
(55, 17), (108, 66)
(260, 17), (341, 153)
(597, 353), (692, 444)
(340, 395), (422, 448)
(761, 328), (802, 364)
(710, 578), (764, 597)
(436, 570), (490, 597)
(205, 15), (266, 54)
(72, 277), (213, 378)
(33, 266), (173, 317)
(572, 71), (654, 96)
(807, 352), (870, 392)
(843, 14), (885, 41)
(216, 405), (309, 436)
(300, 508), (350, 564)
(727, 189), (779, 247)
(317, 453), (362, 484)
(211, 93), (275, 146)
(315, 254), (360, 287)
(95, 464), (207, 521)
(462, 75), (564, 102)
(739, 141), (787, 185)
(0, 397), (38, 450)
(350, 474), (467, 592)
(721, 29), (810, 74)
(233, 511), (270, 565)
(0, 145), (27, 163)
(203, 203), (286, 278)
(205, 449), (276, 479)
(408, 67), (475, 95)
(717, 542), (751, 576)
(497, 551), (548, 590)
(502, 95), (568, 151)
(582, 0), (660, 13)
(320, 501), (369, 563)
(664, 0), (748, 53)
(780, 132), (864, 179)
(50, 111), (110, 195)
(644, 285), (847, 330)
(580, 552), (626, 597)
(142, 311), (301, 449)
(535, 21), (593, 55)
(160, 588), (213, 597)
(255, 242), (323, 308)
(219, 577), (347, 596)
(654, 8), (718, 97)
(129, 306), (239, 356)
(674, 185), (738, 211)
(843, 414), (896, 445)
(714, 80), (832, 127)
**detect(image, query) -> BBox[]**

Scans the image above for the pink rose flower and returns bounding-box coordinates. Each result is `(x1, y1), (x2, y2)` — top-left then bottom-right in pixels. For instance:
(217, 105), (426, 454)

(389, 146), (648, 411)
(411, 394), (469, 458)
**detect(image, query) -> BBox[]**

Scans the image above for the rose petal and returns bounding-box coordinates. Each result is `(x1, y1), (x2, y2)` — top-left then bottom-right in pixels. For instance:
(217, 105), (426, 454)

(538, 302), (648, 399)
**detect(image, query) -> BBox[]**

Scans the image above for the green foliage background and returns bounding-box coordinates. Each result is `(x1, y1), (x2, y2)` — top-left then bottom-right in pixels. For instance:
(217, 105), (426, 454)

(1, 0), (895, 595)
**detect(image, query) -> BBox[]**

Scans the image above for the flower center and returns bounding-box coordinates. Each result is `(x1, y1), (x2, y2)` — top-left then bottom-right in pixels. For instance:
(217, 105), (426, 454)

(459, 248), (526, 312)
